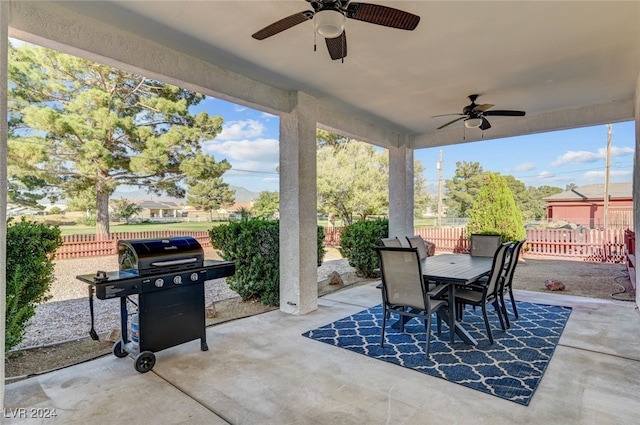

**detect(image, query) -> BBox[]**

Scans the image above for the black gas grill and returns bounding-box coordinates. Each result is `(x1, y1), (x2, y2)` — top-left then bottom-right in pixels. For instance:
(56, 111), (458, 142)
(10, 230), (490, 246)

(77, 236), (235, 373)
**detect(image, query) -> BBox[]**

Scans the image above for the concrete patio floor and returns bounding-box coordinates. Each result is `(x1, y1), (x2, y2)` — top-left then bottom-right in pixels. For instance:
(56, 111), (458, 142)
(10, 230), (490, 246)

(4, 284), (640, 424)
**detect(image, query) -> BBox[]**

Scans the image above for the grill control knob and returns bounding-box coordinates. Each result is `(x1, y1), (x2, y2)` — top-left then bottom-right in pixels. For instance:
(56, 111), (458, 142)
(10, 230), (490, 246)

(173, 275), (182, 284)
(190, 273), (199, 282)
(154, 278), (164, 288)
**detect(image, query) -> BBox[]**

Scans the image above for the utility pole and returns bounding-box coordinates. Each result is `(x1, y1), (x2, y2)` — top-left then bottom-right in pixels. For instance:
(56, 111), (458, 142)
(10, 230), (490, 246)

(603, 124), (612, 230)
(437, 150), (443, 227)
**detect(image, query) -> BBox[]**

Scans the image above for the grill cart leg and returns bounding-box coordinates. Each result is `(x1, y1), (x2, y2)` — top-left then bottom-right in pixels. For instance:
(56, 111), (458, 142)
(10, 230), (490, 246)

(119, 297), (129, 345)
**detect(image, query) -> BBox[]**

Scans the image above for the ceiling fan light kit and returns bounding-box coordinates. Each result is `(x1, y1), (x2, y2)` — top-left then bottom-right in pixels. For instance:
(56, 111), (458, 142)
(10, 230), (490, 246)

(464, 117), (483, 128)
(315, 10), (345, 38)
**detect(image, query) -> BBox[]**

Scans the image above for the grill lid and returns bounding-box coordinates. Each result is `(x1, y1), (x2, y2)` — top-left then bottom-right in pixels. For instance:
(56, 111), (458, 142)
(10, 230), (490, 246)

(118, 236), (204, 276)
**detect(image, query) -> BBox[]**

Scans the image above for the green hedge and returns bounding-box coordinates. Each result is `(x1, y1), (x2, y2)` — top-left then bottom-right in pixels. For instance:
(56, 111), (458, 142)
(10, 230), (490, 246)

(6, 218), (62, 351)
(209, 220), (325, 306)
(338, 219), (389, 278)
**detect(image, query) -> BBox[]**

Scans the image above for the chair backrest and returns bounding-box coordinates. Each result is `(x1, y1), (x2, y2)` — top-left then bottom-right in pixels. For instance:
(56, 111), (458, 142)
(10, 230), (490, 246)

(504, 239), (526, 287)
(470, 234), (502, 257)
(376, 247), (427, 311)
(484, 242), (512, 295)
(406, 235), (428, 260)
(380, 237), (402, 248)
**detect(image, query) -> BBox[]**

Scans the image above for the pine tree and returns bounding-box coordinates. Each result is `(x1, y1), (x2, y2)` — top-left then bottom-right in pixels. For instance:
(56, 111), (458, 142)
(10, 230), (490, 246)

(467, 172), (526, 241)
(8, 43), (229, 234)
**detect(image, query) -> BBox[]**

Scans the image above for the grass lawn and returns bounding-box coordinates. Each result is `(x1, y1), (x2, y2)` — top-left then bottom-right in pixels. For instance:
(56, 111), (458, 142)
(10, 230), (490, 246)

(57, 221), (225, 236)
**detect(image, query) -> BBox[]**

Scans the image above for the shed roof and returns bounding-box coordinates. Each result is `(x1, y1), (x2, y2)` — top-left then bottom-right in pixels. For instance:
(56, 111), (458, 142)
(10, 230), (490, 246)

(544, 182), (632, 202)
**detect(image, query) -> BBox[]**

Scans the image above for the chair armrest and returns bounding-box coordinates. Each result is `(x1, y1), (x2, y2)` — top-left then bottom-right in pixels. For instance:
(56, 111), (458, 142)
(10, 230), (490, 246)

(428, 283), (449, 299)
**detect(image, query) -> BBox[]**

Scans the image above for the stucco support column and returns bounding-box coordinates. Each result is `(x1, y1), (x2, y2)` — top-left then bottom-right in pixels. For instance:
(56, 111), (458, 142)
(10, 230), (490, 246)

(634, 72), (640, 307)
(279, 92), (318, 314)
(1, 0), (9, 406)
(388, 138), (414, 239)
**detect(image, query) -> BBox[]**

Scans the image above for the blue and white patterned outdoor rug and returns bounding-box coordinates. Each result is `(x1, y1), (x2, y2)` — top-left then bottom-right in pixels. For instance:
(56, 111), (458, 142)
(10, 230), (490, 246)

(302, 301), (571, 406)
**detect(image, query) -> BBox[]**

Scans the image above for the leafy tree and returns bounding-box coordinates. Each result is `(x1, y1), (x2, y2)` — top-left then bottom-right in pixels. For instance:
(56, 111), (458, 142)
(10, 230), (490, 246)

(413, 161), (432, 218)
(8, 43), (227, 235)
(317, 140), (388, 224)
(527, 185), (563, 220)
(444, 161), (486, 217)
(111, 198), (143, 223)
(316, 129), (349, 148)
(252, 191), (280, 220)
(565, 183), (578, 191)
(467, 172), (526, 242)
(503, 175), (532, 220)
(316, 134), (430, 224)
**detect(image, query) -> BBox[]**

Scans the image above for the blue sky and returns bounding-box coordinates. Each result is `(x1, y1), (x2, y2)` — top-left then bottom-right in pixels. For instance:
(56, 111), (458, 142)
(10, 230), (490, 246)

(197, 97), (635, 194)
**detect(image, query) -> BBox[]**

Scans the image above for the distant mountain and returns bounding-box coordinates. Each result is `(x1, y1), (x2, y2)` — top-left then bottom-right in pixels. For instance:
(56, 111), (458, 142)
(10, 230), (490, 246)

(230, 186), (260, 203)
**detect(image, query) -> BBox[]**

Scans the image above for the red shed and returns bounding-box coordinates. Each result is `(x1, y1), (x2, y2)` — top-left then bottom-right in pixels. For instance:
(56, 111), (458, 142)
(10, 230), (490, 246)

(544, 182), (632, 229)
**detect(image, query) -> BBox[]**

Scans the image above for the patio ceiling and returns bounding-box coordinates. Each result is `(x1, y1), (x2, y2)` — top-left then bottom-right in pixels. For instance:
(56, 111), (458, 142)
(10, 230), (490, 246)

(8, 1), (640, 149)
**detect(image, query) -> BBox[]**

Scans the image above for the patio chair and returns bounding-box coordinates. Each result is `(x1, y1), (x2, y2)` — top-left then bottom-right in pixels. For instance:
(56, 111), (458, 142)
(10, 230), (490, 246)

(470, 234), (502, 257)
(406, 235), (445, 295)
(499, 239), (527, 325)
(455, 242), (511, 344)
(406, 235), (434, 259)
(376, 246), (448, 357)
(406, 235), (428, 260)
(380, 237), (403, 247)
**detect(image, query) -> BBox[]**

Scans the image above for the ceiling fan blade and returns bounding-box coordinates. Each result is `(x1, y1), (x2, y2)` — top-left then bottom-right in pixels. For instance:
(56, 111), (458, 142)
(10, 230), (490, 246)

(251, 10), (314, 40)
(473, 103), (495, 112)
(479, 117), (492, 131)
(432, 113), (463, 118)
(346, 3), (420, 30)
(484, 110), (526, 116)
(325, 31), (347, 60)
(437, 116), (465, 130)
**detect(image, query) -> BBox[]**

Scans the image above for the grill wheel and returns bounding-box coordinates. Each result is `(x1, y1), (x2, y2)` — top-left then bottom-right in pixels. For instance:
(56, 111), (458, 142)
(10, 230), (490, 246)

(134, 351), (156, 373)
(112, 340), (128, 358)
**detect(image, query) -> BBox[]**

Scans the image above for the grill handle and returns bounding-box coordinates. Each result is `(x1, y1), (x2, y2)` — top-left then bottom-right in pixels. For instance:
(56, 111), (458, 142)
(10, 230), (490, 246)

(150, 258), (198, 267)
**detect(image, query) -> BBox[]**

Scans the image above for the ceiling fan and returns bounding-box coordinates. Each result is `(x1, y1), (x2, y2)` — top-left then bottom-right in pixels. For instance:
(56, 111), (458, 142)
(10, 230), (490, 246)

(433, 94), (526, 131)
(251, 0), (420, 61)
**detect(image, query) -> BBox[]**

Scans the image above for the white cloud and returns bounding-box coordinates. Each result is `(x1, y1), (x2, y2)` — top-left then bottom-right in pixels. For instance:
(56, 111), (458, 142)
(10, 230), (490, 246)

(583, 169), (633, 181)
(204, 138), (279, 168)
(536, 170), (566, 183)
(513, 162), (535, 172)
(217, 119), (265, 141)
(551, 146), (634, 166)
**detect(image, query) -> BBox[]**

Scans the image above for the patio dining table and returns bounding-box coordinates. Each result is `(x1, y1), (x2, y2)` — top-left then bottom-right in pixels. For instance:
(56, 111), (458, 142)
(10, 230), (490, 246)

(422, 253), (494, 345)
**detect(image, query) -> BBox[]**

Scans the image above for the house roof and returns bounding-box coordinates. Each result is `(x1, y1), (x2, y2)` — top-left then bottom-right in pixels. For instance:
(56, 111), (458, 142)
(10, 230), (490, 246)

(136, 200), (182, 210)
(544, 183), (632, 202)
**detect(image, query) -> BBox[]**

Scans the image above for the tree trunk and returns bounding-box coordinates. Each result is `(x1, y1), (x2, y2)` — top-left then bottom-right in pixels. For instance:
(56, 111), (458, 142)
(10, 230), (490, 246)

(96, 190), (110, 236)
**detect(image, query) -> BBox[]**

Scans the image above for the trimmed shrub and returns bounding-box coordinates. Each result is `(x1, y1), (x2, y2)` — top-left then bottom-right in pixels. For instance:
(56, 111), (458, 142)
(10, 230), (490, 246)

(6, 218), (63, 351)
(338, 219), (389, 278)
(209, 220), (326, 306)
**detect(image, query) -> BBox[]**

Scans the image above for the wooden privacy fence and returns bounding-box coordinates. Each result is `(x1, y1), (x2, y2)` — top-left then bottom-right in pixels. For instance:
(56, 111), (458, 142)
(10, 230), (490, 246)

(56, 231), (212, 259)
(57, 227), (628, 263)
(323, 226), (629, 263)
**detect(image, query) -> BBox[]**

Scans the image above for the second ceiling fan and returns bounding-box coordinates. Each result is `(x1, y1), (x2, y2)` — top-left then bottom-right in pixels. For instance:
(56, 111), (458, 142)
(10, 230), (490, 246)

(251, 0), (420, 60)
(434, 94), (526, 131)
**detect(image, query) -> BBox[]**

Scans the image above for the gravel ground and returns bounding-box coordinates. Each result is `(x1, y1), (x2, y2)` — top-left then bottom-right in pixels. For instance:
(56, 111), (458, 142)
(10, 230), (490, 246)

(16, 247), (354, 349)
